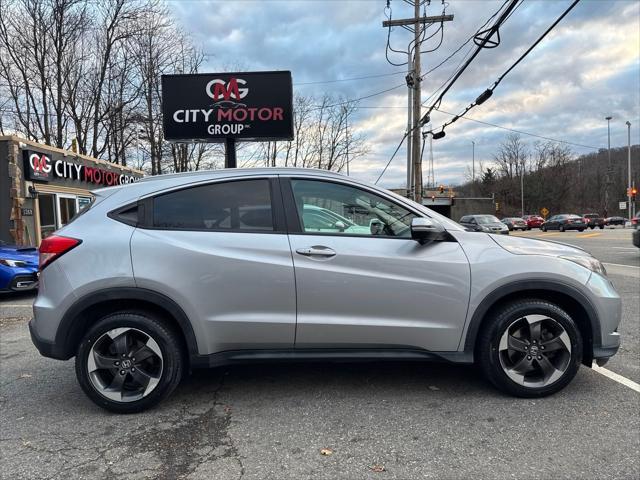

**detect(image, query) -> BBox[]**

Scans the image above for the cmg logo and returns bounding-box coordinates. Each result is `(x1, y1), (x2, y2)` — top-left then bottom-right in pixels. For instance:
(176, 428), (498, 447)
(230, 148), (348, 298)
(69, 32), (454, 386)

(205, 78), (248, 101)
(29, 153), (52, 174)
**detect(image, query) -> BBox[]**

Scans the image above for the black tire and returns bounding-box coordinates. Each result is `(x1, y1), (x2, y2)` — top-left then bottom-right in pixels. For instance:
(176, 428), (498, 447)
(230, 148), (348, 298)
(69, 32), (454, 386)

(589, 226), (594, 230)
(579, 229), (585, 232)
(75, 311), (184, 413)
(477, 299), (582, 398)
(599, 225), (604, 230)
(559, 225), (565, 232)
(527, 226), (531, 231)
(541, 226), (547, 232)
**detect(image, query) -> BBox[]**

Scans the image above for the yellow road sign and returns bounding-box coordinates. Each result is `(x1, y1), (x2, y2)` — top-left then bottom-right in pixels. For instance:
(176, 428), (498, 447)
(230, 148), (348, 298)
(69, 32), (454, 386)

(541, 207), (549, 218)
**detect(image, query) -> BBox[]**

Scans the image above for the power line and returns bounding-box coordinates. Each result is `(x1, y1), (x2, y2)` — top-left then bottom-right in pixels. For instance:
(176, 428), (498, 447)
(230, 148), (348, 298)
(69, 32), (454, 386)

(426, 0), (582, 138)
(419, 0), (521, 125)
(375, 132), (409, 185)
(309, 83), (406, 111)
(418, 0), (512, 82)
(293, 70), (405, 86)
(433, 107), (599, 150)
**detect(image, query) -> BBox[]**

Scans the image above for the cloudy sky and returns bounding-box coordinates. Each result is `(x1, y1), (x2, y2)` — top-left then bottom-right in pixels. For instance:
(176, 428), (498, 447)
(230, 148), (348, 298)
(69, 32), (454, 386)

(170, 0), (639, 188)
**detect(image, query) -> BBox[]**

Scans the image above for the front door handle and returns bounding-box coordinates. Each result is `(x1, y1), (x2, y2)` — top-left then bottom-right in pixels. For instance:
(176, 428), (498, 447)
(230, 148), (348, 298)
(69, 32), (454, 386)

(295, 246), (336, 258)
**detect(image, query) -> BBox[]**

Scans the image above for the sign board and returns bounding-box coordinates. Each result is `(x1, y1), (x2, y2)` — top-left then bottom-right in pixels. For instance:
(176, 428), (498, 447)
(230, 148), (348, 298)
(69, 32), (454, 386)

(23, 150), (139, 186)
(540, 207), (549, 218)
(21, 208), (33, 216)
(162, 71), (293, 142)
(619, 201), (627, 210)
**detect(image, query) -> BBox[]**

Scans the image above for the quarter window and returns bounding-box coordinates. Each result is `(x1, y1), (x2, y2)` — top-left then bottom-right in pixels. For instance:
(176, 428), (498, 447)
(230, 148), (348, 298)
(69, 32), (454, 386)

(290, 180), (416, 237)
(153, 179), (274, 231)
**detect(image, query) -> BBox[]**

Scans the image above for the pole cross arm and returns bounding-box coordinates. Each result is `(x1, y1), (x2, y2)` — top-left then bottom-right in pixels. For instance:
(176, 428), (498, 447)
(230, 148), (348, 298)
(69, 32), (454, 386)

(383, 14), (454, 28)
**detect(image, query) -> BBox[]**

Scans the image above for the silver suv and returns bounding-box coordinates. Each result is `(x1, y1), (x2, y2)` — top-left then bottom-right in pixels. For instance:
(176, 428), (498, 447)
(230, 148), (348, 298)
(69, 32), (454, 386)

(30, 169), (621, 413)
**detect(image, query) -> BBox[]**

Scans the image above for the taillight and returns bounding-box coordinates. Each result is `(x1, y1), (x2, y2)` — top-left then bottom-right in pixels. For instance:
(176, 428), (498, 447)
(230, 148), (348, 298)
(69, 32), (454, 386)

(39, 235), (81, 270)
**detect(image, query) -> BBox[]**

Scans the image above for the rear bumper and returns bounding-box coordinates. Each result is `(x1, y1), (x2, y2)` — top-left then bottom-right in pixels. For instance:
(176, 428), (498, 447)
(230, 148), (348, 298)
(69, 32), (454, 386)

(29, 319), (68, 360)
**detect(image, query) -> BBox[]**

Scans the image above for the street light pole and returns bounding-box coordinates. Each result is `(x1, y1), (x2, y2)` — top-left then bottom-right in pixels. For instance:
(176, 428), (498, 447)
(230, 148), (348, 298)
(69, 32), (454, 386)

(605, 116), (612, 216)
(471, 140), (475, 182)
(627, 121), (632, 223)
(520, 160), (525, 218)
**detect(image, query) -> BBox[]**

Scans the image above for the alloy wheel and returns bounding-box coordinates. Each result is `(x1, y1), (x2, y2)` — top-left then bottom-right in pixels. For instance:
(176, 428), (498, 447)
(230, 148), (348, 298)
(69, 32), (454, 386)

(87, 327), (163, 402)
(498, 314), (572, 388)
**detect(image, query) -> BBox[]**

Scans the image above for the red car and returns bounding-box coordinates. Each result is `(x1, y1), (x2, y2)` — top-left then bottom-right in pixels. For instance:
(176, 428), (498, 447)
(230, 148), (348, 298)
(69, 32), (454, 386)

(522, 215), (544, 230)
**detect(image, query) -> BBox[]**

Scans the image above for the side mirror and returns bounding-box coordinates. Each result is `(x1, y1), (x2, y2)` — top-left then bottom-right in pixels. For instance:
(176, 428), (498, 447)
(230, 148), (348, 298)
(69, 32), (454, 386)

(334, 220), (347, 232)
(411, 217), (446, 244)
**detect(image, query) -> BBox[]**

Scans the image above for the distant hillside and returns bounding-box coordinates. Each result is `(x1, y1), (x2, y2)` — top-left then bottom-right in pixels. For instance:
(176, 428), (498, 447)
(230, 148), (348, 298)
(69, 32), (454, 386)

(454, 133), (639, 218)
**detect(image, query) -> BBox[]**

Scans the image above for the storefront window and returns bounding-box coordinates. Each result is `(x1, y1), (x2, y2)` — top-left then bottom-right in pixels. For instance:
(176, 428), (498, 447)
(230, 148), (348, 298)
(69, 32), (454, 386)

(38, 194), (57, 239)
(78, 196), (92, 211)
(58, 196), (77, 226)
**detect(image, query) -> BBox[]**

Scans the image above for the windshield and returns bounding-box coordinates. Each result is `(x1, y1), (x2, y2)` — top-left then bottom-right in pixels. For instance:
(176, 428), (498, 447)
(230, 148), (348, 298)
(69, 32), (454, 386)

(476, 215), (500, 224)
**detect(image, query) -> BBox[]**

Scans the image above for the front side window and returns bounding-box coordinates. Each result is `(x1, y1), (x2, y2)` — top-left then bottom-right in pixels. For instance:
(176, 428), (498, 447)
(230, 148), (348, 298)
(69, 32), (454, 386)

(153, 179), (273, 231)
(476, 215), (500, 224)
(291, 179), (416, 237)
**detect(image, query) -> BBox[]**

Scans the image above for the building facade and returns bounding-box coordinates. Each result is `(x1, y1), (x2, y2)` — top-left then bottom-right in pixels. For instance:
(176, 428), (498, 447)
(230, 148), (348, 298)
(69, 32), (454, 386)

(1, 136), (143, 247)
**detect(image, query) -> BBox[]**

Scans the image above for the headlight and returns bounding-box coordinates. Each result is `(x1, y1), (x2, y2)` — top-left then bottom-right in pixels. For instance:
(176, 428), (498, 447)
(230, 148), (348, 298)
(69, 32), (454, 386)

(559, 255), (607, 276)
(0, 258), (27, 268)
(481, 226), (491, 232)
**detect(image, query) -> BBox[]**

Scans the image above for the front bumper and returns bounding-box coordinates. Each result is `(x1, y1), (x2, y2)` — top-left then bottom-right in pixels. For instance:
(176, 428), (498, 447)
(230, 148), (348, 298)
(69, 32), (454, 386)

(585, 272), (622, 364)
(0, 269), (38, 292)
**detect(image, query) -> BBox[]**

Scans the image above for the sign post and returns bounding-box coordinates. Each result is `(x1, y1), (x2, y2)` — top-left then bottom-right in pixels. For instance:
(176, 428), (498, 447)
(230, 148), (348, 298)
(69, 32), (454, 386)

(161, 71), (293, 168)
(225, 138), (237, 169)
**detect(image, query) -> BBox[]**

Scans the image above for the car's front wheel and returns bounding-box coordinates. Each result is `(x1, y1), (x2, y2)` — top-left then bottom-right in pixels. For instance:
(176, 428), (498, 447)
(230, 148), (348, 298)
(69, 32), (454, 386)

(478, 299), (582, 397)
(75, 312), (184, 413)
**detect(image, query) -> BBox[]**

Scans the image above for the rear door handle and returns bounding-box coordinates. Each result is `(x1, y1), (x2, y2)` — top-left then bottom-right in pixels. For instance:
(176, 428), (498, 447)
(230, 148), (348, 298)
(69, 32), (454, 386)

(295, 246), (336, 258)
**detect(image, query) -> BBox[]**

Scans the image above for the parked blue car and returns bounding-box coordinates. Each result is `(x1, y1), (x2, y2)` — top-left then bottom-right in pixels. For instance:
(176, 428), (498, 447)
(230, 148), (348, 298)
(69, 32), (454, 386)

(0, 241), (39, 293)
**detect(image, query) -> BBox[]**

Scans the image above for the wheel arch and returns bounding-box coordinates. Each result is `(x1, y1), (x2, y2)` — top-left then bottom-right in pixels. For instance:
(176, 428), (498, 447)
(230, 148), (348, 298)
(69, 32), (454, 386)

(54, 287), (199, 366)
(464, 280), (598, 366)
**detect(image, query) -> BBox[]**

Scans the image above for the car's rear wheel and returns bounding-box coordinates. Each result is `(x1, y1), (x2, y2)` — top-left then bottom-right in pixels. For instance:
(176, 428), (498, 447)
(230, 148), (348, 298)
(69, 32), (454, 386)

(541, 226), (547, 232)
(478, 299), (582, 397)
(75, 312), (184, 413)
(559, 225), (565, 232)
(599, 225), (604, 229)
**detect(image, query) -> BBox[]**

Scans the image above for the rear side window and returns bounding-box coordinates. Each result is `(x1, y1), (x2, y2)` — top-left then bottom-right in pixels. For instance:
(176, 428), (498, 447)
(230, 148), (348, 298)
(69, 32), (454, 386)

(152, 179), (274, 231)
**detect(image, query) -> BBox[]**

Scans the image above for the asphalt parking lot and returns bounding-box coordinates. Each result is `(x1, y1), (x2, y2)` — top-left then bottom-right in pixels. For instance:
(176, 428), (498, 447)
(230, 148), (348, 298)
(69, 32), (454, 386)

(1, 228), (638, 479)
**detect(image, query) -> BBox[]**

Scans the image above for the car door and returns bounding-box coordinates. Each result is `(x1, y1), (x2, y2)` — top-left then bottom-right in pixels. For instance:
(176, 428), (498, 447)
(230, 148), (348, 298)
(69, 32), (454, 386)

(131, 176), (296, 355)
(546, 215), (557, 229)
(282, 177), (471, 352)
(467, 217), (480, 231)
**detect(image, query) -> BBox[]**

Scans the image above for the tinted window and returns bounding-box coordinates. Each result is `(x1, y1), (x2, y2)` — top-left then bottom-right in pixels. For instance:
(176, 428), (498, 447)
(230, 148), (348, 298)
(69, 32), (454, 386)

(291, 180), (416, 237)
(476, 215), (500, 224)
(153, 179), (273, 231)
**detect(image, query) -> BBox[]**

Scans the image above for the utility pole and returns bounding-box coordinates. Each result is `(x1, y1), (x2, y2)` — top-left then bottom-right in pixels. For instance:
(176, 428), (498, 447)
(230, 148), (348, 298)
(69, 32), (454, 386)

(383, 7), (453, 203)
(411, 0), (422, 203)
(605, 116), (612, 216)
(406, 51), (413, 196)
(344, 105), (350, 176)
(626, 121), (631, 223)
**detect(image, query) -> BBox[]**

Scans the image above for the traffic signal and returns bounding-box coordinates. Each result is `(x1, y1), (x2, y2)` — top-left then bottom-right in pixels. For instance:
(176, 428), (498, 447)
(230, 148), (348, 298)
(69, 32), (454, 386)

(431, 195), (436, 202)
(495, 202), (500, 212)
(439, 185), (445, 194)
(632, 187), (638, 201)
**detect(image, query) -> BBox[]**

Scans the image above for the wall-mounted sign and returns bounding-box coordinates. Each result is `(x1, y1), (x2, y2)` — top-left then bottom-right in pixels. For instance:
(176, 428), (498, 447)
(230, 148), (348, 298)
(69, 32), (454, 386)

(21, 208), (33, 216)
(162, 71), (293, 142)
(23, 150), (139, 186)
(24, 151), (53, 181)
